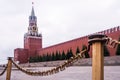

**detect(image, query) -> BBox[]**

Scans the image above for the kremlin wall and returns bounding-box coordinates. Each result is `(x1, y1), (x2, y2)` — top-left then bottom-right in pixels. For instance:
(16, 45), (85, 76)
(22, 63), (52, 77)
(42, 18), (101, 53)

(14, 6), (120, 63)
(38, 27), (120, 57)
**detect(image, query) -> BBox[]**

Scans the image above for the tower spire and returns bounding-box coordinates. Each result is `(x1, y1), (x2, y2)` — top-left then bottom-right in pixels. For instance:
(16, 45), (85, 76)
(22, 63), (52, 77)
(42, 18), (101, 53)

(24, 2), (42, 37)
(31, 2), (35, 16)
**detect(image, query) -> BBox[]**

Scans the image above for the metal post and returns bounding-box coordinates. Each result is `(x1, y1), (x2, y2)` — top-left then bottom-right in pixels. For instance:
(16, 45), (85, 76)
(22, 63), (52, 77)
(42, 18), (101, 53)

(88, 34), (106, 80)
(6, 57), (12, 80)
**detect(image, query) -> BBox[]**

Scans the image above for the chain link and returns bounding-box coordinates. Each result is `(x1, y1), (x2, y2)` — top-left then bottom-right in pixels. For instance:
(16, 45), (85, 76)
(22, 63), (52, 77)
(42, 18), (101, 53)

(0, 65), (8, 76)
(105, 37), (120, 48)
(11, 49), (87, 76)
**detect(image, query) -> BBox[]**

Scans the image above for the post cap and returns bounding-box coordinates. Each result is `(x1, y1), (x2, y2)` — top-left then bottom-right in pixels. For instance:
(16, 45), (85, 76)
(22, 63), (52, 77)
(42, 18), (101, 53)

(7, 57), (13, 60)
(88, 33), (107, 44)
(88, 34), (106, 39)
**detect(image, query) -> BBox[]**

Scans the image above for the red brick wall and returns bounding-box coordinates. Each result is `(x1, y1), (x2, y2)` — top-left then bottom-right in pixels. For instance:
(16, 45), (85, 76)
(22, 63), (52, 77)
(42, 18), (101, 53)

(24, 37), (42, 50)
(24, 37), (42, 58)
(38, 26), (120, 57)
(38, 36), (88, 56)
(14, 48), (28, 63)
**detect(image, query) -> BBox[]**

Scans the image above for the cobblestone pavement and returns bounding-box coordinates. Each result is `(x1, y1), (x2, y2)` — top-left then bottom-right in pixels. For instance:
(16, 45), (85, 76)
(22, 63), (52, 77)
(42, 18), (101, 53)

(0, 66), (120, 80)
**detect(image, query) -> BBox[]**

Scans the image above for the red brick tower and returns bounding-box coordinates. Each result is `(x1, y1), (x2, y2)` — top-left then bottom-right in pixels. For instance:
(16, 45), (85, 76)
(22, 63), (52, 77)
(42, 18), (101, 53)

(14, 4), (42, 63)
(24, 4), (42, 57)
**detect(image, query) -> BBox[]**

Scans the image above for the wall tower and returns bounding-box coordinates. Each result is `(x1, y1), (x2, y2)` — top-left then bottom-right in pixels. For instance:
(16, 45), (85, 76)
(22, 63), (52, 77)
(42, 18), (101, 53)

(14, 3), (42, 63)
(24, 4), (42, 57)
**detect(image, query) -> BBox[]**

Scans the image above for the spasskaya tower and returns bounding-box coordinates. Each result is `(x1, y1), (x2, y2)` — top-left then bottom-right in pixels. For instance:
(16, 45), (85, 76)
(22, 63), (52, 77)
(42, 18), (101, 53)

(14, 3), (42, 63)
(24, 3), (42, 56)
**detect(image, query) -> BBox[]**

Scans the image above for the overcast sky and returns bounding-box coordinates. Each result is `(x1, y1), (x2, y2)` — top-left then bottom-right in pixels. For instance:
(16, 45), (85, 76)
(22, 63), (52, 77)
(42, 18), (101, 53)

(0, 0), (120, 64)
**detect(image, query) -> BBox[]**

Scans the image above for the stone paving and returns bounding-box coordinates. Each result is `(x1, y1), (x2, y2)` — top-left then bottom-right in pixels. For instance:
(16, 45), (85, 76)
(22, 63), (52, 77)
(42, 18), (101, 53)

(0, 66), (120, 80)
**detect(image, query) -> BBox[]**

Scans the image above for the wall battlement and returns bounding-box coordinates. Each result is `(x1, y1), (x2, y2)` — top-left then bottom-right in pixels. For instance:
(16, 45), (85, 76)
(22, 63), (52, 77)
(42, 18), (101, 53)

(42, 26), (120, 51)
(97, 26), (120, 34)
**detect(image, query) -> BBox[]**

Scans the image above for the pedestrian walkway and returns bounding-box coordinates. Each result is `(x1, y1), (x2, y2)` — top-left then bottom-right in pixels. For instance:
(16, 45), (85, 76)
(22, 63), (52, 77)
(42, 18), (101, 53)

(0, 66), (120, 80)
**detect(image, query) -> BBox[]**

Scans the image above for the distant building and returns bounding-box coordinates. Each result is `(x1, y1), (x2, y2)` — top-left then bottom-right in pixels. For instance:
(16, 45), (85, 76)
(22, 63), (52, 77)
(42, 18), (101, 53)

(14, 6), (120, 63)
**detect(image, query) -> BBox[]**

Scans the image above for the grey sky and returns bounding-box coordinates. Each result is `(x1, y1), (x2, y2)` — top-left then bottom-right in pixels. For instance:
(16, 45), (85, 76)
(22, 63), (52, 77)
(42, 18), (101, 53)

(0, 0), (120, 64)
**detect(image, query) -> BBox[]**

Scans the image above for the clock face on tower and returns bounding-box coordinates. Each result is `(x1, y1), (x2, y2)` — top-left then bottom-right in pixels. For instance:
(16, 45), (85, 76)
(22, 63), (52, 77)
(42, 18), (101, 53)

(32, 25), (38, 32)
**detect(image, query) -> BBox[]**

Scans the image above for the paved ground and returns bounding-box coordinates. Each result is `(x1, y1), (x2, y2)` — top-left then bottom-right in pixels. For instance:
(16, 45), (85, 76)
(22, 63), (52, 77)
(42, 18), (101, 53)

(0, 66), (120, 80)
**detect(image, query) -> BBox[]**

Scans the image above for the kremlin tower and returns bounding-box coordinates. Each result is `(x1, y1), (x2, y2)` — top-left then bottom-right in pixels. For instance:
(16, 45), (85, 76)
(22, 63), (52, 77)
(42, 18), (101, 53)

(14, 4), (42, 63)
(24, 5), (42, 56)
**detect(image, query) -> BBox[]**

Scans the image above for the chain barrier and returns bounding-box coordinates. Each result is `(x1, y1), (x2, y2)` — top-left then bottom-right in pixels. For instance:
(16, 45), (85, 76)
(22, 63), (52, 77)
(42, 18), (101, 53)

(0, 64), (7, 76)
(11, 49), (88, 76)
(1, 36), (119, 77)
(105, 37), (120, 48)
